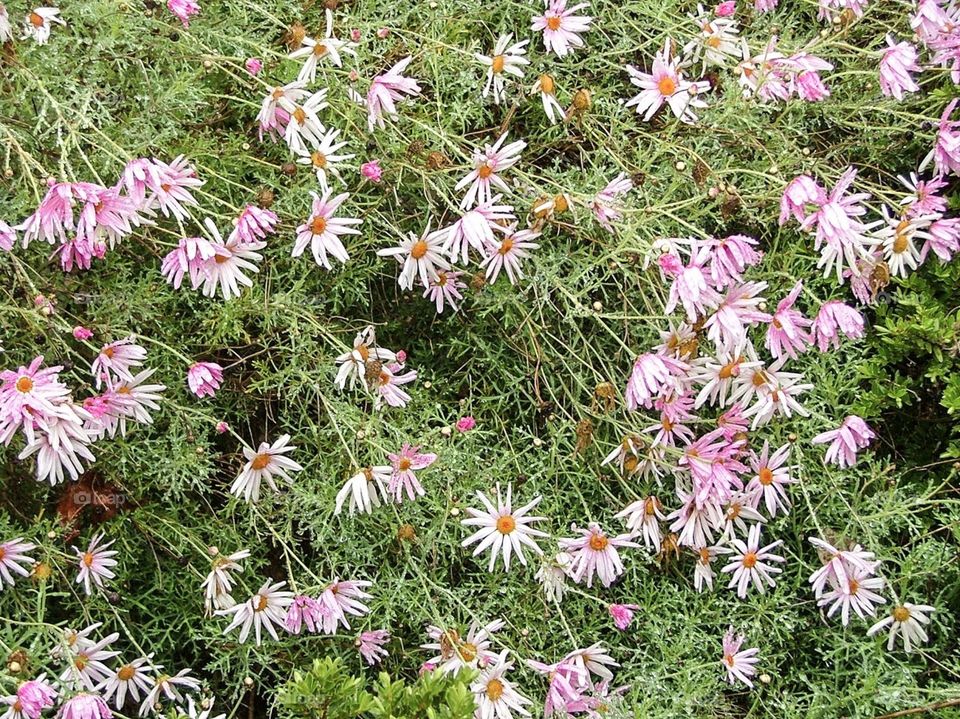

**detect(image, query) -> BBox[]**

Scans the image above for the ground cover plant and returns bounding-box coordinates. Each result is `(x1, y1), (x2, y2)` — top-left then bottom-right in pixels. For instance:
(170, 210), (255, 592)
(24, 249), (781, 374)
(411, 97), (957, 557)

(1, 0), (960, 717)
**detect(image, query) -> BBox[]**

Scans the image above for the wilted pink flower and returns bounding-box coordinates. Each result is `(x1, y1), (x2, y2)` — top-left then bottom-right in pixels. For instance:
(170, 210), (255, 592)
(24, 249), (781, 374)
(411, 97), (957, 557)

(245, 57), (262, 75)
(350, 28), (361, 42)
(284, 595), (324, 634)
(715, 0), (735, 15)
(765, 282), (812, 360)
(361, 160), (383, 183)
(15, 676), (57, 719)
(608, 603), (639, 630)
(456, 416), (476, 432)
(911, 0), (950, 42)
(441, 196), (515, 266)
(91, 337), (147, 389)
(754, 0), (777, 11)
(160, 236), (216, 290)
(589, 173), (632, 232)
(362, 57), (421, 131)
(376, 27), (389, 38)
(812, 415), (875, 468)
(187, 362), (224, 399)
(921, 217), (960, 262)
(811, 301), (865, 351)
(792, 70), (830, 101)
(923, 99), (960, 178)
(879, 36), (921, 100)
(663, 243), (721, 320)
(166, 0), (199, 27)
(72, 326), (94, 341)
(625, 353), (690, 411)
(375, 362), (417, 410)
(317, 578), (372, 634)
(0, 221), (15, 251)
(215, 421), (229, 434)
(721, 628), (758, 687)
(779, 174), (826, 225)
(706, 234), (761, 288)
(357, 629), (390, 665)
(233, 205), (278, 244)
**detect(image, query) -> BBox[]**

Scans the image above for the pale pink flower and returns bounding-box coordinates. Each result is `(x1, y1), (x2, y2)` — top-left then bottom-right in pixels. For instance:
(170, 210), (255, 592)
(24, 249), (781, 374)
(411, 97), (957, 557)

(615, 496), (665, 550)
(20, 405), (97, 485)
(589, 173), (632, 232)
(704, 282), (772, 350)
(293, 190), (362, 270)
(160, 236), (217, 290)
(456, 416), (476, 432)
(0, 537), (36, 589)
(245, 57), (262, 75)
(423, 270), (466, 313)
(624, 353), (690, 411)
(531, 0), (592, 57)
(718, 523), (784, 598)
(378, 226), (450, 290)
(374, 362), (417, 410)
(98, 657), (154, 709)
(818, 565), (886, 626)
(284, 595), (324, 634)
(83, 369), (165, 441)
(217, 580), (294, 645)
(705, 234), (761, 288)
(59, 629), (119, 690)
(166, 0), (199, 27)
(899, 173), (948, 218)
(0, 221), (14, 252)
(256, 81), (310, 142)
(361, 57), (421, 132)
(361, 160), (383, 183)
(318, 578), (372, 634)
(765, 282), (812, 359)
(911, 0), (950, 42)
(231, 434), (303, 503)
(808, 536), (878, 600)
(58, 694), (111, 719)
(559, 523), (639, 588)
(187, 362), (223, 399)
(811, 415), (875, 468)
(73, 532), (119, 595)
(387, 443), (437, 502)
(868, 603), (935, 652)
(693, 545), (719, 591)
(91, 337), (147, 389)
(811, 301), (865, 352)
(721, 628), (759, 687)
(481, 226), (540, 285)
(200, 221), (266, 301)
(921, 217), (960, 262)
(746, 441), (793, 517)
(455, 134), (525, 208)
(137, 669), (200, 716)
(662, 242), (720, 321)
(879, 36), (921, 100)
(14, 676), (57, 719)
(779, 174), (826, 225)
(922, 99), (960, 177)
(754, 0), (777, 11)
(461, 484), (548, 572)
(625, 38), (710, 124)
(608, 603), (639, 630)
(72, 326), (93, 341)
(715, 0), (735, 15)
(357, 630), (390, 665)
(441, 197), (515, 265)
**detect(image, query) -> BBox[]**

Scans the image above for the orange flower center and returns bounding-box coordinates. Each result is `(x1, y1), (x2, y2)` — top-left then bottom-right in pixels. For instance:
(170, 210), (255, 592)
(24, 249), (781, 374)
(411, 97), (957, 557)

(272, 87), (284, 100)
(411, 240), (429, 259)
(15, 376), (34, 393)
(75, 655), (89, 670)
(742, 552), (757, 568)
(893, 606), (910, 623)
(251, 453), (271, 470)
(553, 194), (569, 213)
(751, 370), (768, 388)
(293, 107), (307, 125)
(82, 552), (95, 567)
(546, 16), (562, 31)
(892, 221), (910, 254)
(539, 74), (555, 94)
(478, 164), (494, 179)
(29, 12), (44, 26)
(357, 344), (370, 361)
(759, 467), (774, 486)
(311, 216), (328, 234)
(491, 55), (505, 73)
(255, 594), (269, 611)
(118, 664), (137, 681)
(706, 36), (722, 49)
(459, 641), (478, 662)
(485, 678), (505, 701)
(311, 151), (327, 168)
(102, 347), (116, 359)
(723, 653), (735, 667)
(644, 498), (657, 515)
(589, 534), (609, 551)
(398, 457), (412, 471)
(727, 503), (742, 520)
(718, 362), (737, 379)
(699, 547), (711, 564)
(848, 579), (860, 595)
(498, 238), (514, 256)
(313, 43), (328, 56)
(658, 76), (677, 96)
(496, 515), (516, 534)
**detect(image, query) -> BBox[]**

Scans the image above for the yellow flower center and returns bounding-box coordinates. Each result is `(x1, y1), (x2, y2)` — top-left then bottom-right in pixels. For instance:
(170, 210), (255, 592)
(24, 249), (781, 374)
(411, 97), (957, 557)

(398, 457), (412, 471)
(491, 55), (505, 73)
(539, 74), (555, 94)
(459, 641), (478, 662)
(118, 664), (137, 681)
(311, 151), (327, 168)
(293, 107), (307, 125)
(485, 678), (505, 701)
(893, 606), (910, 623)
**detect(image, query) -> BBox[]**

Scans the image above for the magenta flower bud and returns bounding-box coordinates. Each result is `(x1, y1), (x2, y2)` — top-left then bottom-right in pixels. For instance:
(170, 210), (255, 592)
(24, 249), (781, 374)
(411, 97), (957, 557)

(715, 0), (735, 15)
(361, 160), (383, 183)
(187, 361), (224, 399)
(350, 28), (361, 42)
(72, 326), (94, 341)
(456, 416), (476, 433)
(215, 421), (229, 434)
(245, 57), (263, 76)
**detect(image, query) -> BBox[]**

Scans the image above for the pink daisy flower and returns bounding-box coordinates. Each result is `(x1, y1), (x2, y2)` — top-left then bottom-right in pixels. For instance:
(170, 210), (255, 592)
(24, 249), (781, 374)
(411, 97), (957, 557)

(879, 36), (921, 100)
(765, 281), (812, 360)
(615, 495), (665, 551)
(91, 337), (147, 389)
(481, 226), (540, 285)
(293, 190), (362, 270)
(559, 523), (639, 588)
(318, 578), (372, 634)
(461, 483), (548, 572)
(187, 362), (223, 399)
(608, 603), (639, 631)
(387, 443), (437, 502)
(357, 629), (390, 665)
(441, 196), (516, 266)
(233, 205), (278, 245)
(779, 174), (826, 226)
(377, 226), (450, 291)
(13, 676), (57, 719)
(745, 441), (793, 517)
(423, 270), (466, 313)
(73, 532), (119, 595)
(811, 415), (875, 468)
(374, 362), (417, 410)
(721, 628), (759, 687)
(624, 353), (690, 411)
(0, 221), (15, 251)
(705, 234), (762, 288)
(0, 537), (36, 589)
(284, 595), (324, 635)
(818, 565), (886, 626)
(217, 580), (294, 646)
(0, 356), (71, 445)
(360, 57), (421, 132)
(898, 173), (948, 218)
(922, 99), (960, 178)
(625, 38), (710, 124)
(166, 0), (199, 27)
(531, 0), (592, 57)
(811, 300), (865, 352)
(455, 134), (525, 209)
(160, 236), (217, 290)
(589, 173), (632, 232)
(662, 242), (721, 321)
(921, 217), (960, 262)
(58, 694), (111, 719)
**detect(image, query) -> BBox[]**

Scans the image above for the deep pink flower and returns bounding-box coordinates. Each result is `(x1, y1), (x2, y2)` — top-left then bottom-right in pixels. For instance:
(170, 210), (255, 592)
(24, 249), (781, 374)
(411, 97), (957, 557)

(880, 36), (921, 100)
(160, 236), (216, 290)
(376, 27), (390, 39)
(765, 282), (812, 359)
(0, 356), (71, 446)
(625, 353), (690, 411)
(58, 693), (111, 719)
(357, 629), (390, 665)
(387, 443), (437, 502)
(167, 0), (199, 27)
(706, 234), (761, 288)
(361, 160), (383, 183)
(350, 28), (361, 42)
(233, 205), (278, 244)
(793, 70), (830, 101)
(608, 603), (639, 631)
(924, 99), (960, 178)
(284, 594), (324, 634)
(812, 415), (875, 468)
(363, 57), (421, 131)
(715, 0), (735, 15)
(72, 326), (94, 341)
(187, 362), (224, 399)
(245, 57), (262, 75)
(811, 301), (865, 351)
(779, 174), (826, 226)
(215, 421), (229, 434)
(16, 676), (57, 719)
(456, 416), (476, 432)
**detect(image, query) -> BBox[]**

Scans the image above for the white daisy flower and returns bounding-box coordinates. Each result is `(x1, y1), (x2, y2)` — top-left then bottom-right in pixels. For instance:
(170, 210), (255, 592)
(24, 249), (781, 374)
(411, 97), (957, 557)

(231, 434), (304, 503)
(460, 483), (549, 572)
(475, 34), (530, 104)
